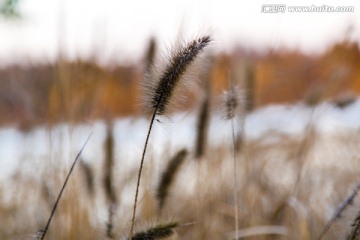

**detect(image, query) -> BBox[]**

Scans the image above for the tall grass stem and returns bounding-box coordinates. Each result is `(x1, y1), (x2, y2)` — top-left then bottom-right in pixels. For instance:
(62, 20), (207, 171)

(40, 132), (92, 240)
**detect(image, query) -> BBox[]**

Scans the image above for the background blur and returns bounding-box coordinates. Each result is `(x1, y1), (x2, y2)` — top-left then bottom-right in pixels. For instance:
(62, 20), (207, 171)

(2, 1), (360, 239)
(0, 0), (359, 128)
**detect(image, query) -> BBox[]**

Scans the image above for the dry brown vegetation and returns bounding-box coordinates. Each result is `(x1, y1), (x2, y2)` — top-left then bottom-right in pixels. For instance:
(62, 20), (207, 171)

(0, 39), (359, 128)
(1, 37), (360, 240)
(2, 127), (360, 239)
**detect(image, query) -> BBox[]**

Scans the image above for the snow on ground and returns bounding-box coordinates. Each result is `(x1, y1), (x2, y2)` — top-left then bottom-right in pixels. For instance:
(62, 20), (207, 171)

(1, 99), (360, 182)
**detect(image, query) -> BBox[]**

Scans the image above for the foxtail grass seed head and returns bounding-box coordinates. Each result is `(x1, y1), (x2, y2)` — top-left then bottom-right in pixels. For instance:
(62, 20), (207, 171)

(106, 204), (116, 239)
(318, 181), (360, 240)
(104, 122), (116, 204)
(244, 63), (255, 113)
(222, 84), (245, 152)
(157, 149), (188, 210)
(348, 210), (360, 240)
(332, 92), (356, 109)
(221, 74), (246, 120)
(79, 159), (95, 197)
(143, 35), (211, 116)
(130, 35), (211, 240)
(195, 93), (210, 159)
(130, 222), (178, 240)
(223, 85), (242, 120)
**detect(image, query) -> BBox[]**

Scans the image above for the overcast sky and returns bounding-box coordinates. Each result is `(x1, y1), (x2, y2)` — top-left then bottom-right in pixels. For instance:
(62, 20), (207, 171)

(0, 0), (359, 66)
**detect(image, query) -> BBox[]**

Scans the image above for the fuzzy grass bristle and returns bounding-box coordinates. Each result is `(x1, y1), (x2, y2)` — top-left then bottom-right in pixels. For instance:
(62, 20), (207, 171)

(145, 35), (211, 116)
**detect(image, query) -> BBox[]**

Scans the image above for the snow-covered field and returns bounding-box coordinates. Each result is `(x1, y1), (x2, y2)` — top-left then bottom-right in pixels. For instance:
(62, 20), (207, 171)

(1, 100), (360, 182)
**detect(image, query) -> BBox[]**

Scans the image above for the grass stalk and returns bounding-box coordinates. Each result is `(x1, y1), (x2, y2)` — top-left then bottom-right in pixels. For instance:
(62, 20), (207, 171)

(129, 109), (156, 239)
(103, 121), (116, 238)
(318, 181), (360, 240)
(39, 132), (92, 240)
(224, 80), (241, 240)
(130, 35), (211, 239)
(231, 119), (239, 240)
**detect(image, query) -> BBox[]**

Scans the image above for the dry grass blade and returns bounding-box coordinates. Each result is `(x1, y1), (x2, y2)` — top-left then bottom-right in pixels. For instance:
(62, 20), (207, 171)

(348, 211), (360, 240)
(38, 132), (93, 240)
(157, 149), (188, 211)
(130, 35), (211, 240)
(130, 222), (178, 240)
(318, 181), (360, 240)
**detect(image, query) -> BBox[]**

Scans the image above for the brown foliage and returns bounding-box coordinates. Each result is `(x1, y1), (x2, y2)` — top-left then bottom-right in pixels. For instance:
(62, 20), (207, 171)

(0, 40), (359, 128)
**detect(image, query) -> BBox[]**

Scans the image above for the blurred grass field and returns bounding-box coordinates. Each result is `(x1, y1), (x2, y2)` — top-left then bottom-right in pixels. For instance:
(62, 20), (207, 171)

(1, 27), (360, 239)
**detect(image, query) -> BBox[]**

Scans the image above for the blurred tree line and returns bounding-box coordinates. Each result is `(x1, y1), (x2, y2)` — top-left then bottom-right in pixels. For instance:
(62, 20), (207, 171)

(0, 38), (359, 129)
